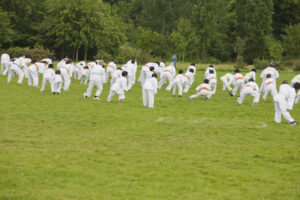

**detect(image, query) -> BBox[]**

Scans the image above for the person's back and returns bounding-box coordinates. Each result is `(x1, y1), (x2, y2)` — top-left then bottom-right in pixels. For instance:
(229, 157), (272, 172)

(1, 53), (10, 63)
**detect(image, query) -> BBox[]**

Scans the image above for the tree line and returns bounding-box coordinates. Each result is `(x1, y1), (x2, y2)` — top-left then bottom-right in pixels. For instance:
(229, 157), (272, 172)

(0, 0), (299, 65)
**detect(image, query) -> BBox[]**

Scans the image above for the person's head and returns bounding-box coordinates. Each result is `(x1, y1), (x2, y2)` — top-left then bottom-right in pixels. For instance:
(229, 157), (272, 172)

(249, 78), (254, 82)
(117, 67), (122, 71)
(282, 80), (288, 84)
(122, 71), (128, 77)
(266, 74), (272, 79)
(294, 82), (300, 92)
(131, 56), (135, 64)
(191, 63), (195, 66)
(84, 66), (89, 69)
(66, 59), (72, 64)
(150, 66), (155, 71)
(209, 65), (214, 68)
(251, 68), (256, 72)
(98, 59), (105, 66)
(209, 69), (214, 74)
(234, 69), (240, 73)
(161, 60), (165, 63)
(48, 64), (54, 69)
(204, 79), (209, 84)
(152, 73), (158, 79)
(41, 61), (48, 65)
(155, 62), (160, 65)
(178, 69), (183, 74)
(189, 68), (194, 73)
(55, 69), (61, 74)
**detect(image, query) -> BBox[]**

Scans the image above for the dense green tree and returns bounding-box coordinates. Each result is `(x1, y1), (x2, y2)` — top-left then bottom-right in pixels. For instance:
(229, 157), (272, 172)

(283, 23), (300, 59)
(137, 27), (160, 53)
(0, 8), (15, 48)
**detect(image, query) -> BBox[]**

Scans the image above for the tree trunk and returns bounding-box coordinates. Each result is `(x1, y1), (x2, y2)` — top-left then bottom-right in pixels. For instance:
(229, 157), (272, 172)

(182, 52), (185, 63)
(61, 46), (64, 59)
(84, 49), (88, 61)
(76, 48), (79, 62)
(72, 49), (75, 61)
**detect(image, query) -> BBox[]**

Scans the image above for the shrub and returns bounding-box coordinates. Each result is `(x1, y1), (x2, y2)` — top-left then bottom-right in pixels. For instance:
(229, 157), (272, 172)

(94, 50), (113, 62)
(6, 47), (53, 62)
(6, 47), (30, 58)
(285, 59), (300, 71)
(116, 44), (157, 64)
(253, 59), (269, 69)
(236, 55), (245, 69)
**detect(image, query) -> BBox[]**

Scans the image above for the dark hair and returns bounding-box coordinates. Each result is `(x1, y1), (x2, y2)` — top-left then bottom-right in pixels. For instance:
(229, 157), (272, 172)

(178, 69), (183, 74)
(251, 68), (256, 72)
(150, 66), (155, 71)
(48, 64), (54, 68)
(66, 59), (72, 64)
(191, 63), (195, 66)
(152, 73), (158, 78)
(161, 60), (165, 63)
(249, 78), (254, 82)
(41, 61), (48, 65)
(189, 68), (194, 73)
(234, 69), (240, 73)
(84, 66), (89, 69)
(122, 71), (128, 77)
(294, 82), (300, 90)
(209, 65), (214, 68)
(209, 69), (214, 74)
(204, 79), (209, 84)
(266, 74), (272, 78)
(155, 62), (160, 65)
(55, 69), (61, 74)
(282, 80), (288, 84)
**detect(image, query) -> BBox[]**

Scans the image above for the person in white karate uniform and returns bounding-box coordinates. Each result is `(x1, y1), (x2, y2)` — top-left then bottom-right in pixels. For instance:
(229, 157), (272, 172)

(80, 66), (89, 85)
(188, 79), (213, 100)
(57, 57), (68, 70)
(155, 60), (165, 78)
(106, 60), (117, 83)
(291, 75), (300, 104)
(41, 58), (53, 65)
(273, 80), (299, 125)
(74, 61), (86, 80)
(230, 69), (244, 96)
(7, 55), (27, 84)
(107, 71), (128, 103)
(40, 64), (55, 92)
(205, 65), (216, 79)
(183, 68), (195, 93)
(236, 79), (260, 105)
(187, 63), (196, 76)
(53, 70), (62, 94)
(172, 69), (188, 97)
(207, 70), (217, 94)
(127, 57), (137, 83)
(260, 74), (278, 100)
(83, 61), (106, 100)
(60, 59), (73, 91)
(110, 68), (122, 88)
(158, 62), (176, 90)
(220, 73), (234, 91)
(1, 53), (10, 75)
(244, 69), (256, 83)
(260, 65), (279, 89)
(142, 73), (158, 108)
(27, 61), (48, 87)
(139, 63), (155, 86)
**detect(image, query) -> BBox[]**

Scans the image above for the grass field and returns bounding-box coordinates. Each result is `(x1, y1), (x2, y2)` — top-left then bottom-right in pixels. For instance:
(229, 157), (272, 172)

(0, 64), (299, 200)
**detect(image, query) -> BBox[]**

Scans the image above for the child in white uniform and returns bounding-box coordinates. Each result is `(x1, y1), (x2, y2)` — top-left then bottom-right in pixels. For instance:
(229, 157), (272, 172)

(260, 74), (278, 100)
(244, 69), (256, 83)
(183, 68), (195, 93)
(107, 71), (128, 103)
(220, 73), (234, 91)
(172, 69), (188, 97)
(1, 53), (10, 75)
(237, 79), (260, 105)
(207, 70), (217, 94)
(27, 61), (48, 87)
(40, 64), (55, 92)
(53, 70), (62, 94)
(230, 69), (244, 96)
(205, 65), (216, 79)
(142, 73), (158, 108)
(188, 79), (213, 100)
(158, 63), (176, 90)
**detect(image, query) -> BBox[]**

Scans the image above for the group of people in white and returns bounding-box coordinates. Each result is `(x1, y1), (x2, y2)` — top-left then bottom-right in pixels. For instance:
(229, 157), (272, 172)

(1, 53), (300, 125)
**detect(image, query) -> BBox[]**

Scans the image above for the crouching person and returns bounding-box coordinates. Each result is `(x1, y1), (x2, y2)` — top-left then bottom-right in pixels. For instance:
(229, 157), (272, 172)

(188, 79), (212, 100)
(107, 71), (128, 104)
(237, 79), (260, 105)
(142, 73), (158, 108)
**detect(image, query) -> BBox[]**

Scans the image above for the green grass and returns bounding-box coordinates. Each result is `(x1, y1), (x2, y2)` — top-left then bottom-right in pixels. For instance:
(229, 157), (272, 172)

(0, 66), (299, 200)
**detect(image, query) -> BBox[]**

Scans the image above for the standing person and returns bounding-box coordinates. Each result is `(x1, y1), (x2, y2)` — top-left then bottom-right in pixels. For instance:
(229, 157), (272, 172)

(40, 64), (55, 92)
(188, 79), (213, 100)
(230, 69), (244, 96)
(80, 66), (89, 85)
(83, 60), (106, 100)
(172, 69), (188, 97)
(74, 61), (86, 80)
(273, 80), (299, 125)
(7, 55), (27, 84)
(60, 59), (73, 91)
(127, 57), (137, 83)
(107, 71), (128, 103)
(260, 64), (279, 88)
(142, 73), (158, 108)
(158, 62), (176, 90)
(220, 73), (234, 91)
(171, 54), (177, 69)
(138, 62), (158, 86)
(27, 61), (48, 87)
(236, 79), (260, 105)
(106, 60), (117, 83)
(1, 53), (10, 75)
(53, 70), (62, 94)
(260, 74), (278, 100)
(207, 70), (217, 94)
(205, 65), (216, 79)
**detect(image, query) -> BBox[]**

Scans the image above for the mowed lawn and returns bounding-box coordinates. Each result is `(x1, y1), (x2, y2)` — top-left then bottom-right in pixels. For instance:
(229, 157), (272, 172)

(0, 64), (299, 200)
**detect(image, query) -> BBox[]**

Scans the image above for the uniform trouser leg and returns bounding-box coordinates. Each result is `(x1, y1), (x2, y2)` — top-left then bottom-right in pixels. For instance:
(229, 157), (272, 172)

(232, 82), (243, 96)
(127, 76), (134, 90)
(54, 82), (62, 93)
(107, 90), (116, 102)
(106, 71), (110, 83)
(7, 69), (14, 83)
(16, 68), (24, 83)
(3, 63), (10, 75)
(178, 83), (183, 96)
(295, 92), (300, 104)
(274, 101), (294, 123)
(142, 89), (148, 106)
(263, 89), (270, 100)
(63, 75), (71, 90)
(237, 92), (248, 104)
(221, 79), (227, 90)
(158, 76), (167, 89)
(184, 84), (190, 93)
(172, 84), (177, 95)
(251, 91), (260, 103)
(166, 74), (174, 91)
(40, 79), (47, 91)
(27, 70), (33, 86)
(95, 82), (103, 97)
(147, 90), (155, 108)
(85, 80), (95, 97)
(211, 82), (217, 94)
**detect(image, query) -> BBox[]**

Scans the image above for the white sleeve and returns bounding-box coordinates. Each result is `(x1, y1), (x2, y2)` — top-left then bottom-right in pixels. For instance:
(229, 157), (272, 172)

(196, 84), (201, 91)
(153, 79), (158, 94)
(275, 69), (279, 78)
(287, 89), (296, 110)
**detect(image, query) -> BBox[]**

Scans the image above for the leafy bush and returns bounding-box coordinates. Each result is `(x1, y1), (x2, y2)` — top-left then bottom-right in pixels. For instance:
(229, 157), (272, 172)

(6, 47), (53, 62)
(236, 55), (245, 69)
(253, 59), (269, 69)
(284, 59), (300, 71)
(94, 50), (113, 62)
(116, 44), (157, 64)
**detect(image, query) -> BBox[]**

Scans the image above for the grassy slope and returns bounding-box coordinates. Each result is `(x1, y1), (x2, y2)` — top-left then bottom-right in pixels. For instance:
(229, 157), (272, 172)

(0, 64), (299, 200)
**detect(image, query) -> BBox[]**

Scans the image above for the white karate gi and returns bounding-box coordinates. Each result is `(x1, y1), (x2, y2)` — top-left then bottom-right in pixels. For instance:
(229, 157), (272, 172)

(41, 58), (52, 65)
(84, 65), (106, 98)
(189, 83), (213, 99)
(172, 74), (188, 96)
(60, 64), (71, 91)
(237, 82), (260, 104)
(207, 73), (217, 94)
(57, 59), (66, 70)
(183, 71), (195, 93)
(205, 67), (216, 79)
(107, 76), (128, 101)
(187, 65), (196, 75)
(106, 61), (117, 83)
(110, 70), (122, 88)
(127, 59), (137, 83)
(1, 53), (10, 75)
(8, 57), (27, 84)
(158, 65), (176, 90)
(220, 73), (234, 91)
(74, 61), (85, 80)
(41, 68), (55, 92)
(122, 64), (135, 90)
(231, 73), (244, 96)
(244, 71), (256, 83)
(142, 77), (158, 108)
(53, 74), (62, 94)
(27, 62), (47, 87)
(260, 66), (279, 88)
(273, 84), (296, 124)
(260, 78), (278, 100)
(291, 74), (300, 87)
